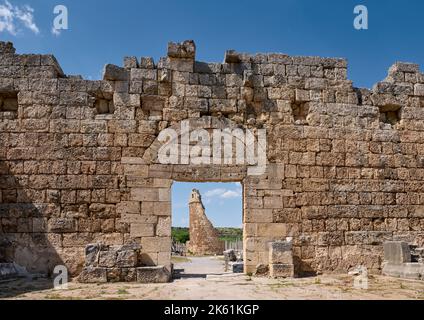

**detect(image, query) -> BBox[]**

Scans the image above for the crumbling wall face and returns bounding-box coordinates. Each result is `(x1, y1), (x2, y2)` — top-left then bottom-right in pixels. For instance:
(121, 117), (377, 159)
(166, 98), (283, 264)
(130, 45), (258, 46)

(1, 39), (424, 278)
(187, 190), (224, 256)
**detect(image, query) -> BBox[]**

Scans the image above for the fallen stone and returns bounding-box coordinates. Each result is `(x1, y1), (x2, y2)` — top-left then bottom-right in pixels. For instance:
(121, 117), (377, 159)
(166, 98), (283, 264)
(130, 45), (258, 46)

(116, 250), (138, 267)
(136, 266), (171, 283)
(232, 262), (244, 273)
(382, 263), (424, 280)
(383, 241), (411, 264)
(98, 250), (117, 268)
(0, 263), (28, 280)
(77, 267), (107, 283)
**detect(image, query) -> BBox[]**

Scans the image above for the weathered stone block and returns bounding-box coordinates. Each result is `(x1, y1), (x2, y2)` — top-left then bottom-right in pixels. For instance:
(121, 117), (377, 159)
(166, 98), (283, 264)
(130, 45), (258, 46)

(232, 262), (244, 273)
(269, 240), (293, 264)
(85, 244), (101, 267)
(168, 40), (196, 59)
(116, 250), (138, 267)
(77, 267), (107, 283)
(48, 218), (76, 233)
(103, 64), (129, 81)
(269, 263), (295, 278)
(106, 268), (121, 282)
(382, 263), (424, 280)
(136, 266), (171, 283)
(98, 250), (117, 268)
(130, 223), (155, 237)
(383, 241), (411, 264)
(120, 268), (137, 282)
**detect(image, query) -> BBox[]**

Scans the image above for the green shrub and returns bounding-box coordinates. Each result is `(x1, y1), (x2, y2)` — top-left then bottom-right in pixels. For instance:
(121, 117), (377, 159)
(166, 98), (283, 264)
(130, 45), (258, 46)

(172, 228), (190, 243)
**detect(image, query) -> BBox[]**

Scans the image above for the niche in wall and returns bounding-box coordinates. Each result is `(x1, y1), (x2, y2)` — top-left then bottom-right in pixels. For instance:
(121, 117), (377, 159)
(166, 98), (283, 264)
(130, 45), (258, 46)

(379, 104), (401, 126)
(0, 92), (18, 112)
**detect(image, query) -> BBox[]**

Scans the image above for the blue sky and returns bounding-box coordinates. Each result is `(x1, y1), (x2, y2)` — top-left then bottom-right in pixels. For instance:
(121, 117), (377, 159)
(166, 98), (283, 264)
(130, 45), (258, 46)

(1, 0), (423, 87)
(1, 0), (423, 227)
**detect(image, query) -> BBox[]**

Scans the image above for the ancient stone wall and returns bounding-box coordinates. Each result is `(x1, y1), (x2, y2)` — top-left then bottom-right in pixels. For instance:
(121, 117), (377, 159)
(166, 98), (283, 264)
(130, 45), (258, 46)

(187, 189), (224, 255)
(1, 39), (424, 278)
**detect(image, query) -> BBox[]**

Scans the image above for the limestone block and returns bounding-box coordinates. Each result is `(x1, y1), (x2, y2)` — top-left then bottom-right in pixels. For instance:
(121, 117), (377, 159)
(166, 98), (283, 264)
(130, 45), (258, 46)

(168, 40), (196, 59)
(258, 223), (287, 237)
(141, 201), (171, 216)
(116, 201), (140, 216)
(103, 64), (129, 81)
(131, 68), (157, 81)
(130, 188), (159, 201)
(116, 250), (138, 267)
(245, 209), (273, 223)
(98, 250), (117, 268)
(140, 57), (155, 69)
(124, 56), (138, 69)
(120, 268), (137, 282)
(382, 263), (424, 280)
(156, 217), (171, 237)
(389, 62), (419, 74)
(136, 266), (171, 283)
(414, 84), (424, 97)
(269, 240), (293, 264)
(130, 223), (155, 237)
(77, 267), (107, 283)
(269, 264), (294, 278)
(383, 241), (411, 264)
(140, 237), (171, 252)
(47, 218), (76, 233)
(85, 244), (102, 267)
(158, 188), (171, 202)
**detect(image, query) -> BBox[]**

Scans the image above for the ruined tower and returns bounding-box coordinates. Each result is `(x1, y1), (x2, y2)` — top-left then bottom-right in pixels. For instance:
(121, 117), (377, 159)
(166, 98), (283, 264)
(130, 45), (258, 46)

(187, 190), (225, 256)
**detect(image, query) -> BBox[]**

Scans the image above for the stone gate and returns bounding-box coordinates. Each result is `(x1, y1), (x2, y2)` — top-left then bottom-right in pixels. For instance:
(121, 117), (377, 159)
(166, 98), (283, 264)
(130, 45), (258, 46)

(0, 40), (424, 279)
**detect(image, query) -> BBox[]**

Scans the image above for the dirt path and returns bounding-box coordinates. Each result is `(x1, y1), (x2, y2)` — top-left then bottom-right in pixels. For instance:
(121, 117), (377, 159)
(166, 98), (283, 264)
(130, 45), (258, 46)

(1, 256), (424, 300)
(174, 256), (230, 279)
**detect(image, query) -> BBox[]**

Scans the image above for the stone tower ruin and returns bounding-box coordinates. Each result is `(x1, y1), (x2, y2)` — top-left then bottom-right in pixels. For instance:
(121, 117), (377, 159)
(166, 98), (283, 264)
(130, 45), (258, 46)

(187, 189), (225, 256)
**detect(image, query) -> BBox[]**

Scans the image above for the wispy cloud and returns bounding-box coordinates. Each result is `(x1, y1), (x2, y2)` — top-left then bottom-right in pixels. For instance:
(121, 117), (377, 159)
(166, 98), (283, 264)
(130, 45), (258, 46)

(205, 188), (227, 198)
(0, 1), (39, 35)
(221, 190), (241, 199)
(204, 187), (242, 200)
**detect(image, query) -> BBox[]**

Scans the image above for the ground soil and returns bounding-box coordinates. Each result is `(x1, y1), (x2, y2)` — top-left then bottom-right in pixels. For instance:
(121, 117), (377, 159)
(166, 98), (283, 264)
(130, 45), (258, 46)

(1, 256), (424, 300)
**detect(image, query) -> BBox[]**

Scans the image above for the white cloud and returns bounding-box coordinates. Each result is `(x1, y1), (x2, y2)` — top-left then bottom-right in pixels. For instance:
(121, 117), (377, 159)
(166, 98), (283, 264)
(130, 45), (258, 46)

(0, 1), (39, 35)
(205, 188), (227, 198)
(221, 190), (241, 199)
(204, 187), (242, 200)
